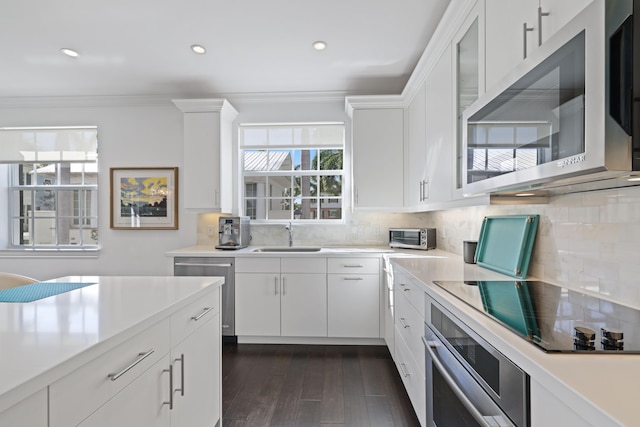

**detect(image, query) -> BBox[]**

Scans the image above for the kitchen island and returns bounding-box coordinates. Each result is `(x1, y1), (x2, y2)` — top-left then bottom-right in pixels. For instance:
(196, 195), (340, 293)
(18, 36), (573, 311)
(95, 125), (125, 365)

(0, 275), (224, 426)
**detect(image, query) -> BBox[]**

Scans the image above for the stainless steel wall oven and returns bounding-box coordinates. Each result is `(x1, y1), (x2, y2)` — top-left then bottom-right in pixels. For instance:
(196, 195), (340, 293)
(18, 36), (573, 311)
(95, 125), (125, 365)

(423, 294), (529, 427)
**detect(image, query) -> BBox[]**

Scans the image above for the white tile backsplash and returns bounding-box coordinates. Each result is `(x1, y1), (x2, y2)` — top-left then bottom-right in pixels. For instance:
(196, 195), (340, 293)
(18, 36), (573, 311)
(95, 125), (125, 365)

(196, 185), (640, 308)
(430, 186), (640, 309)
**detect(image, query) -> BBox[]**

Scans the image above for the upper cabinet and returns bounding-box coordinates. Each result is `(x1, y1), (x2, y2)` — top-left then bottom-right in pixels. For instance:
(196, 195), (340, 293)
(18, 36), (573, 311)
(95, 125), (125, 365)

(485, 0), (594, 91)
(172, 99), (238, 212)
(347, 98), (405, 210)
(452, 0), (485, 199)
(405, 83), (428, 209)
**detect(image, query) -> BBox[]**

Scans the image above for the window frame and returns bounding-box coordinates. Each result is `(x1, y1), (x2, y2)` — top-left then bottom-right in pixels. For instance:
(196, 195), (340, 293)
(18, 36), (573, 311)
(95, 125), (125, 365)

(240, 123), (345, 223)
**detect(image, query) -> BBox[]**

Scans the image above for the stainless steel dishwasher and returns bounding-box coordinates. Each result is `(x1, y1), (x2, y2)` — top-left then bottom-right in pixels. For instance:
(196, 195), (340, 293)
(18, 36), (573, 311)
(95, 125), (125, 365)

(174, 257), (235, 340)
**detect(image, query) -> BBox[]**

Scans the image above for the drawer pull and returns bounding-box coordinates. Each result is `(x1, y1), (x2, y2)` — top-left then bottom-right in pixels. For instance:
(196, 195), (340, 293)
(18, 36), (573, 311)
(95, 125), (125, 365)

(191, 306), (215, 321)
(399, 317), (410, 329)
(399, 362), (410, 377)
(344, 277), (363, 281)
(274, 276), (278, 295)
(343, 264), (363, 268)
(108, 349), (155, 381)
(163, 364), (174, 409)
(174, 354), (185, 396)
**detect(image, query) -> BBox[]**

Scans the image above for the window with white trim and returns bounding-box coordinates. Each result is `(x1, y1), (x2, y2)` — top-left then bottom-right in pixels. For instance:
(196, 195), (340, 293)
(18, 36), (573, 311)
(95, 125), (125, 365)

(240, 123), (344, 221)
(2, 127), (99, 248)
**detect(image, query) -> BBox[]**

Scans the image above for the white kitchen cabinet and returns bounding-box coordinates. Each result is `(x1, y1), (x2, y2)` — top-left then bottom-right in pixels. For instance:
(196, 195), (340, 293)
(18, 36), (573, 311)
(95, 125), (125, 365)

(394, 326), (426, 427)
(51, 286), (222, 427)
(350, 106), (404, 210)
(78, 357), (171, 427)
(236, 272), (281, 336)
(424, 46), (453, 205)
(235, 257), (327, 337)
(327, 257), (381, 338)
(170, 313), (220, 427)
(172, 98), (238, 212)
(452, 0), (484, 198)
(0, 389), (47, 427)
(485, 0), (593, 91)
(405, 82), (428, 209)
(391, 265), (427, 426)
(281, 273), (327, 336)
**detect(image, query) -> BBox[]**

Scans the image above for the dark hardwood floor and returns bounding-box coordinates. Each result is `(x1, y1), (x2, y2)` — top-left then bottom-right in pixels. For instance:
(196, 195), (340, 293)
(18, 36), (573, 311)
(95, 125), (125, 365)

(222, 343), (420, 427)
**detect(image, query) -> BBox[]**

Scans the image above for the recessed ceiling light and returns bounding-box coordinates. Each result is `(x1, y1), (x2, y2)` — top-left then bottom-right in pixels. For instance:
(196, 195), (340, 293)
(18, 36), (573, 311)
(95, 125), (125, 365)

(60, 48), (79, 58)
(312, 41), (327, 51)
(191, 44), (206, 54)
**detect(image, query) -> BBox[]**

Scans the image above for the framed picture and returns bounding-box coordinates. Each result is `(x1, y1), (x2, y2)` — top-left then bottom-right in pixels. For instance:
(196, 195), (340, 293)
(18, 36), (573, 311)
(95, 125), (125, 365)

(110, 167), (178, 230)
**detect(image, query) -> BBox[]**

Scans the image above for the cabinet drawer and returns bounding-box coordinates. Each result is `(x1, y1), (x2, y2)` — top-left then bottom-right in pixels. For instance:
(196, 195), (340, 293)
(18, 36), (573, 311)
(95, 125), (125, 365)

(394, 326), (426, 427)
(50, 318), (170, 427)
(281, 257), (326, 273)
(394, 268), (425, 318)
(236, 257), (280, 273)
(171, 289), (219, 346)
(327, 257), (379, 274)
(395, 291), (425, 371)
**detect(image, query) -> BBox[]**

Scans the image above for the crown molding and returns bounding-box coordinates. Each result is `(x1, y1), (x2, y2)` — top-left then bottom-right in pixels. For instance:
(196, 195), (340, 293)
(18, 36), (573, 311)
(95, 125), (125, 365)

(0, 95), (177, 109)
(402, 0), (476, 104)
(344, 94), (407, 117)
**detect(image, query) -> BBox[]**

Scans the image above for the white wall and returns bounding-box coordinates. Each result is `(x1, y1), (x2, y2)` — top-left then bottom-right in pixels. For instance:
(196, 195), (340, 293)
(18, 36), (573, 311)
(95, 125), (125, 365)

(0, 101), (196, 279)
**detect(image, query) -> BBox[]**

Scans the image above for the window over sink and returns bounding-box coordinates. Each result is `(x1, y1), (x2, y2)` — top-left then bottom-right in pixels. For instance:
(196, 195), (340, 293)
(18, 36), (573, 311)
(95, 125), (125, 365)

(240, 123), (344, 222)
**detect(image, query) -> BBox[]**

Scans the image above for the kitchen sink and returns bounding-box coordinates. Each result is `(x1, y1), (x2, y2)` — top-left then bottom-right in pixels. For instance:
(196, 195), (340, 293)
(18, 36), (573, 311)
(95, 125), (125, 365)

(251, 247), (322, 253)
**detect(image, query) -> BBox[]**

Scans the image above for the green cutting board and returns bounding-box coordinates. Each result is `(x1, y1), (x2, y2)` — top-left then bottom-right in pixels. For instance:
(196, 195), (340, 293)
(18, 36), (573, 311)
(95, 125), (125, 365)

(475, 215), (539, 279)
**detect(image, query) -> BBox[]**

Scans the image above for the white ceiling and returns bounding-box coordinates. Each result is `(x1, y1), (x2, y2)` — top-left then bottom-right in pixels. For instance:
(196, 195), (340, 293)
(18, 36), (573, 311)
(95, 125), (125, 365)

(0, 0), (451, 98)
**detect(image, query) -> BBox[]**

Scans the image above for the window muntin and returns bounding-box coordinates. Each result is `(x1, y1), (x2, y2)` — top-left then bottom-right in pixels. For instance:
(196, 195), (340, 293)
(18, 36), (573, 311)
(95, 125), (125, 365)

(3, 127), (98, 248)
(240, 124), (344, 222)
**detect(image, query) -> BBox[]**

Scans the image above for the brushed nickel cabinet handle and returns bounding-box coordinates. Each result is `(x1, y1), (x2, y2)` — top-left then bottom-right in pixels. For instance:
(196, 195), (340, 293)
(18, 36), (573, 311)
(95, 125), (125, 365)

(538, 7), (549, 46)
(163, 364), (174, 409)
(174, 354), (185, 396)
(523, 22), (534, 59)
(191, 306), (214, 321)
(108, 349), (155, 381)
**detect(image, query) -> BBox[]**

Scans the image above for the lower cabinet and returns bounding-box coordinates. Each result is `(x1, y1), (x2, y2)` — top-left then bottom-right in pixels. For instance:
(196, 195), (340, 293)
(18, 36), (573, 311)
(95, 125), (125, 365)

(78, 357), (171, 427)
(0, 389), (47, 427)
(235, 257), (328, 337)
(50, 288), (221, 427)
(170, 313), (221, 427)
(530, 379), (597, 427)
(327, 273), (380, 338)
(393, 330), (426, 427)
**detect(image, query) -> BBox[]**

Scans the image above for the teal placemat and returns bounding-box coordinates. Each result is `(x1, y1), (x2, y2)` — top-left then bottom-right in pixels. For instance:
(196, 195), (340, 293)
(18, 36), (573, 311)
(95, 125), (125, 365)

(0, 282), (97, 302)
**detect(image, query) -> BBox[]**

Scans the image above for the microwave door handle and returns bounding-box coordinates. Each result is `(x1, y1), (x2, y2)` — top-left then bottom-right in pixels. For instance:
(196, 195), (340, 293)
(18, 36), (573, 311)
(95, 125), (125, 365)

(423, 337), (514, 427)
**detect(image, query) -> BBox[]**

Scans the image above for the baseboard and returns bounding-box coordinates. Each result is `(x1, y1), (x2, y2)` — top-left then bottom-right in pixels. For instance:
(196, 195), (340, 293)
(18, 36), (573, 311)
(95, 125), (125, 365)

(236, 336), (386, 345)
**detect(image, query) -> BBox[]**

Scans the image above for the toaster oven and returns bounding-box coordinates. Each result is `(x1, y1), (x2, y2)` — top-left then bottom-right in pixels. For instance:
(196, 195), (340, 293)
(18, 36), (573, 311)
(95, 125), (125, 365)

(389, 228), (436, 250)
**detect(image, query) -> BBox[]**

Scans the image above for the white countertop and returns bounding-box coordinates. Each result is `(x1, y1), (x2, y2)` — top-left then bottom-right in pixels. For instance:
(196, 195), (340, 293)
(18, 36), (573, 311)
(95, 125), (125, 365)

(165, 244), (401, 257)
(0, 275), (223, 413)
(392, 254), (638, 427)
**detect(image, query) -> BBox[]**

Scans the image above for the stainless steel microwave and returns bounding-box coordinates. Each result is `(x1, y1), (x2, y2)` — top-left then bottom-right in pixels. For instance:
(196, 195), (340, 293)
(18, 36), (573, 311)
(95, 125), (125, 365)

(389, 228), (436, 250)
(462, 0), (640, 195)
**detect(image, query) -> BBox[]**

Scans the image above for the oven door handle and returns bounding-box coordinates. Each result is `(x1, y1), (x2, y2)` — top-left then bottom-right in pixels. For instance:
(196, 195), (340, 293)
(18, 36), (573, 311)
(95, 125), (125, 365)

(422, 337), (514, 427)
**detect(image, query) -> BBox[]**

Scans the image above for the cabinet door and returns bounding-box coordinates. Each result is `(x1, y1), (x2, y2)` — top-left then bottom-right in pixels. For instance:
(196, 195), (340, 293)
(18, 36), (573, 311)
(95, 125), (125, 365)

(328, 274), (380, 338)
(78, 357), (171, 427)
(352, 108), (404, 209)
(0, 389), (47, 427)
(183, 112), (223, 210)
(538, 0), (593, 45)
(281, 273), (327, 337)
(406, 83), (428, 209)
(425, 47), (453, 205)
(171, 314), (220, 427)
(236, 273), (281, 336)
(485, 0), (537, 91)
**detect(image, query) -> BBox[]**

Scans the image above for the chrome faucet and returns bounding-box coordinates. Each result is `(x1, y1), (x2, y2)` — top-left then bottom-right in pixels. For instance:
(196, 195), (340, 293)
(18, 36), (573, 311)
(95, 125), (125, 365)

(285, 222), (293, 247)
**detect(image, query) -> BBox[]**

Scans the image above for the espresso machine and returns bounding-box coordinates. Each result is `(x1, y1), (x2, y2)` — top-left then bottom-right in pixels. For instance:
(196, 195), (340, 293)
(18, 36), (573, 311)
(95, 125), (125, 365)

(215, 216), (250, 249)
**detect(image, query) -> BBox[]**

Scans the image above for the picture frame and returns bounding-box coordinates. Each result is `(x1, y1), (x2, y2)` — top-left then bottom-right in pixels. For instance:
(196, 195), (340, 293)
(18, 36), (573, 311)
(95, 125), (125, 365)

(110, 167), (178, 230)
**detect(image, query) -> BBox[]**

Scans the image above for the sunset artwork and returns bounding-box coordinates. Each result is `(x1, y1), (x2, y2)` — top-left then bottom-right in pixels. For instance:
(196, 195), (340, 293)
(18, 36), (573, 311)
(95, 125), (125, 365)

(119, 176), (168, 218)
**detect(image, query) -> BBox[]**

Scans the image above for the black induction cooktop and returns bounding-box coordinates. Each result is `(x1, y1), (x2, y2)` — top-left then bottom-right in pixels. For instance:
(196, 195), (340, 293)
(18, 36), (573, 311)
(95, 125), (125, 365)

(433, 280), (640, 353)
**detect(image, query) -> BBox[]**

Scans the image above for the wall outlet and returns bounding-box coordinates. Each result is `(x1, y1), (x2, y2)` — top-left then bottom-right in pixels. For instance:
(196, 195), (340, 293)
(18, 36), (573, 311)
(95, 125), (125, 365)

(207, 225), (216, 236)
